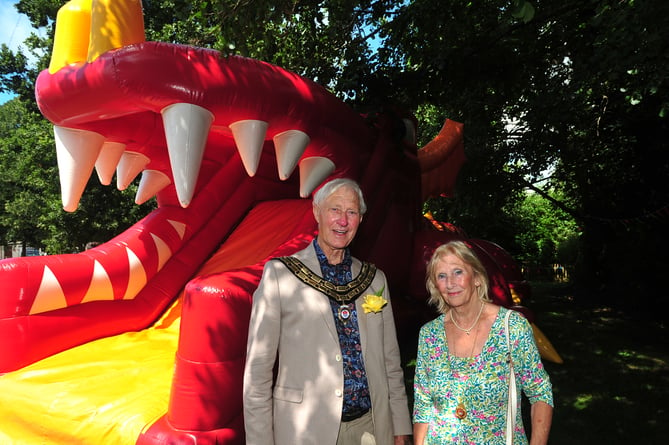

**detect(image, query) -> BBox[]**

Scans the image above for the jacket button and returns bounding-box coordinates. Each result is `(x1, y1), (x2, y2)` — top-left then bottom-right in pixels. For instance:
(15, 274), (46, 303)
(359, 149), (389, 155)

(336, 354), (342, 362)
(335, 389), (342, 397)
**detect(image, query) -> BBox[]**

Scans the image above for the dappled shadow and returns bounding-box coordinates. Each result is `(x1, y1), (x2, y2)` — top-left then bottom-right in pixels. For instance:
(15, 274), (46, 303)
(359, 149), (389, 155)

(526, 282), (669, 444)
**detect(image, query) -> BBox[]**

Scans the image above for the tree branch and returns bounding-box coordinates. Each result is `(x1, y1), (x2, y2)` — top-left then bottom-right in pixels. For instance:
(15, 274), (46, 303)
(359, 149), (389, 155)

(515, 175), (585, 222)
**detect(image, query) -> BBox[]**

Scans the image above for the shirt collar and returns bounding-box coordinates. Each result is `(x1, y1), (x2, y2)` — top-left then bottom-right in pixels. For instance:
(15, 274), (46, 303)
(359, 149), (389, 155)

(313, 239), (352, 285)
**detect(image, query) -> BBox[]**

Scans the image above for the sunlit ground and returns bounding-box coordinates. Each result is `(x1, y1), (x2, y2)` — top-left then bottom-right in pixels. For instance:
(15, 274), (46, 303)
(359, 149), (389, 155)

(523, 282), (669, 444)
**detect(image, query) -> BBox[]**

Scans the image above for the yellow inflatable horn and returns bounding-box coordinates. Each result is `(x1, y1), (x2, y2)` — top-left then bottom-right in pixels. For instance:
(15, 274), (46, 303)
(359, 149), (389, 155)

(49, 0), (92, 73)
(88, 0), (145, 62)
(48, 0), (146, 74)
(532, 323), (564, 364)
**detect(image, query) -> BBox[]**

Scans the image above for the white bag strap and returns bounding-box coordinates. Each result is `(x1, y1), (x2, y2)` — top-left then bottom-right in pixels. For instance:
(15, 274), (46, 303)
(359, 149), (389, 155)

(505, 309), (517, 445)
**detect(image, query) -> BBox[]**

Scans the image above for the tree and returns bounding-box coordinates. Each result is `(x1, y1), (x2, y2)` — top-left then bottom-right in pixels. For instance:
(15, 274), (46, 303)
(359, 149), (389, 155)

(375, 0), (669, 304)
(512, 190), (580, 267)
(1, 0), (667, 308)
(0, 98), (55, 252)
(142, 0), (391, 102)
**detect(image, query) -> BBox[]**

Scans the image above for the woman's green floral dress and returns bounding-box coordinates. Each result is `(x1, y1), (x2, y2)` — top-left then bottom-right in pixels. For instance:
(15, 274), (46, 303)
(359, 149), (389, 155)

(413, 307), (553, 444)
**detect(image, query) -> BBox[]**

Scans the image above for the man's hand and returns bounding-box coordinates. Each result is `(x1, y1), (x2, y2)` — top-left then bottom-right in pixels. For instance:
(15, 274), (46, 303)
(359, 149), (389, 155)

(394, 435), (413, 445)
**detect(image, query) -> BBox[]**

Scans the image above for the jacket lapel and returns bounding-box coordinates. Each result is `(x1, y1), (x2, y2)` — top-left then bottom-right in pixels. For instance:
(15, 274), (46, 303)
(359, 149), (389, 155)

(294, 245), (339, 343)
(352, 259), (368, 357)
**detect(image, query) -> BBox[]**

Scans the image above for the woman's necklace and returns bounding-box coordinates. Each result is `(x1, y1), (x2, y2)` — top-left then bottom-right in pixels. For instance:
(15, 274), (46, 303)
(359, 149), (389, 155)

(450, 301), (485, 335)
(446, 321), (480, 421)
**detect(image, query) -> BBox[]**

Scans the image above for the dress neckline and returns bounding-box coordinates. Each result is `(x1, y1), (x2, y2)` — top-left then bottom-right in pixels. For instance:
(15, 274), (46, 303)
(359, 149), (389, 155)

(442, 306), (503, 360)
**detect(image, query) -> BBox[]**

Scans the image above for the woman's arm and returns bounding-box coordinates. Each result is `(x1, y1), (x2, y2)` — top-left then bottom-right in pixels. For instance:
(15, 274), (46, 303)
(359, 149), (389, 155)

(508, 311), (554, 444)
(529, 401), (553, 445)
(413, 422), (428, 445)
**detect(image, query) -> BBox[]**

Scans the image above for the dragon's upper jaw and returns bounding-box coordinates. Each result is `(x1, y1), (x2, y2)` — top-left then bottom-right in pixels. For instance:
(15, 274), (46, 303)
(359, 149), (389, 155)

(36, 41), (374, 212)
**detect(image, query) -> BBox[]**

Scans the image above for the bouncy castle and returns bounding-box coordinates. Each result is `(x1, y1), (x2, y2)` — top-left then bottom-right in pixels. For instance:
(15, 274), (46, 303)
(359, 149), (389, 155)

(0, 1), (561, 443)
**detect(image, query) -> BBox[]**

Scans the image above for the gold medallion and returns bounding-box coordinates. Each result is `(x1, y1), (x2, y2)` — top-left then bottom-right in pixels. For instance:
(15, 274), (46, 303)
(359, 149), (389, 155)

(455, 402), (467, 420)
(338, 304), (352, 323)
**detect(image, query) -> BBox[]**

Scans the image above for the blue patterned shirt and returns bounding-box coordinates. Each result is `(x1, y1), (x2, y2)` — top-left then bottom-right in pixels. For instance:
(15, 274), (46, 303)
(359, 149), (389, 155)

(313, 240), (372, 417)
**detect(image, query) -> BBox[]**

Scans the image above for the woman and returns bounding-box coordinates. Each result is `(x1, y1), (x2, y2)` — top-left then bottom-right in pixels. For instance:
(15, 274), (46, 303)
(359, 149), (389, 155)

(413, 241), (553, 444)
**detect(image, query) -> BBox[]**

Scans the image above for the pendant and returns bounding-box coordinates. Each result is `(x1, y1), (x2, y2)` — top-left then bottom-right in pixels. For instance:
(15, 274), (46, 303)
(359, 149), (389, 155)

(455, 402), (467, 420)
(338, 304), (351, 323)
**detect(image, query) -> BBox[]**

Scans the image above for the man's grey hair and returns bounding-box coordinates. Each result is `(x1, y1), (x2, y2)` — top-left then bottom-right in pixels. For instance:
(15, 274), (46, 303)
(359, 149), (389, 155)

(313, 178), (367, 215)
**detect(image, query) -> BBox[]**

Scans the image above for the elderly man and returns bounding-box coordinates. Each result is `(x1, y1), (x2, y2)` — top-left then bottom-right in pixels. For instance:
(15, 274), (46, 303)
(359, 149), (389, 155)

(243, 178), (413, 445)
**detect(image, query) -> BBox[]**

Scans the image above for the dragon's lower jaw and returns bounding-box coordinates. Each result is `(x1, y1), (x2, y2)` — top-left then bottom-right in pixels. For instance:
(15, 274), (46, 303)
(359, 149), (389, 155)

(0, 161), (289, 372)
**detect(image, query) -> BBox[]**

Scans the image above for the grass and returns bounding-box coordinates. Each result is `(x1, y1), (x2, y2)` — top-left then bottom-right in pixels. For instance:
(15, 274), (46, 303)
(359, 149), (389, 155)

(517, 282), (669, 444)
(400, 281), (669, 444)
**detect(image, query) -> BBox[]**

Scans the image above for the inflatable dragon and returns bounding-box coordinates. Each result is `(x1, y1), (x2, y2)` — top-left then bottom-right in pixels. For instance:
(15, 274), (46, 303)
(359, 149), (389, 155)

(0, 1), (561, 443)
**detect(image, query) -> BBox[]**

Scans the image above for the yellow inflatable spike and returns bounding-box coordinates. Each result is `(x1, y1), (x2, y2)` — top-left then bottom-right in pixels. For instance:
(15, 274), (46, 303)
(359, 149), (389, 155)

(88, 0), (146, 62)
(532, 323), (564, 364)
(48, 0), (93, 74)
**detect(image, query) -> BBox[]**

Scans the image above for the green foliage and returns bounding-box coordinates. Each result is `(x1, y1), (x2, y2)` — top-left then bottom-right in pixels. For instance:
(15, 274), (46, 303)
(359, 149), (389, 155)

(511, 191), (580, 266)
(142, 0), (388, 102)
(0, 0), (56, 104)
(510, 0), (535, 23)
(0, 99), (55, 247)
(413, 104), (447, 147)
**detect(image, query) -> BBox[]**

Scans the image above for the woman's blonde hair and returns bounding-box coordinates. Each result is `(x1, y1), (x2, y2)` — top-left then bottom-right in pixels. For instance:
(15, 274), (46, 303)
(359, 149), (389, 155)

(425, 240), (491, 314)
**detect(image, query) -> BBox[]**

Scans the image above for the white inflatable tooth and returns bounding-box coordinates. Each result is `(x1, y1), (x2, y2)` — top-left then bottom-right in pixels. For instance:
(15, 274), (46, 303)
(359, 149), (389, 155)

(29, 266), (67, 314)
(80, 260), (114, 304)
(116, 151), (149, 191)
(298, 156), (336, 198)
(167, 219), (187, 240)
(135, 170), (171, 205)
(95, 141), (126, 185)
(161, 103), (214, 208)
(229, 119), (268, 177)
(53, 125), (105, 212)
(150, 232), (172, 271)
(122, 246), (147, 300)
(273, 129), (310, 180)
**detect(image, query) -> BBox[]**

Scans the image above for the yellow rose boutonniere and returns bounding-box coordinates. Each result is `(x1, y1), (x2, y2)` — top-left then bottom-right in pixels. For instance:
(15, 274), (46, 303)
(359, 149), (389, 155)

(362, 286), (387, 314)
